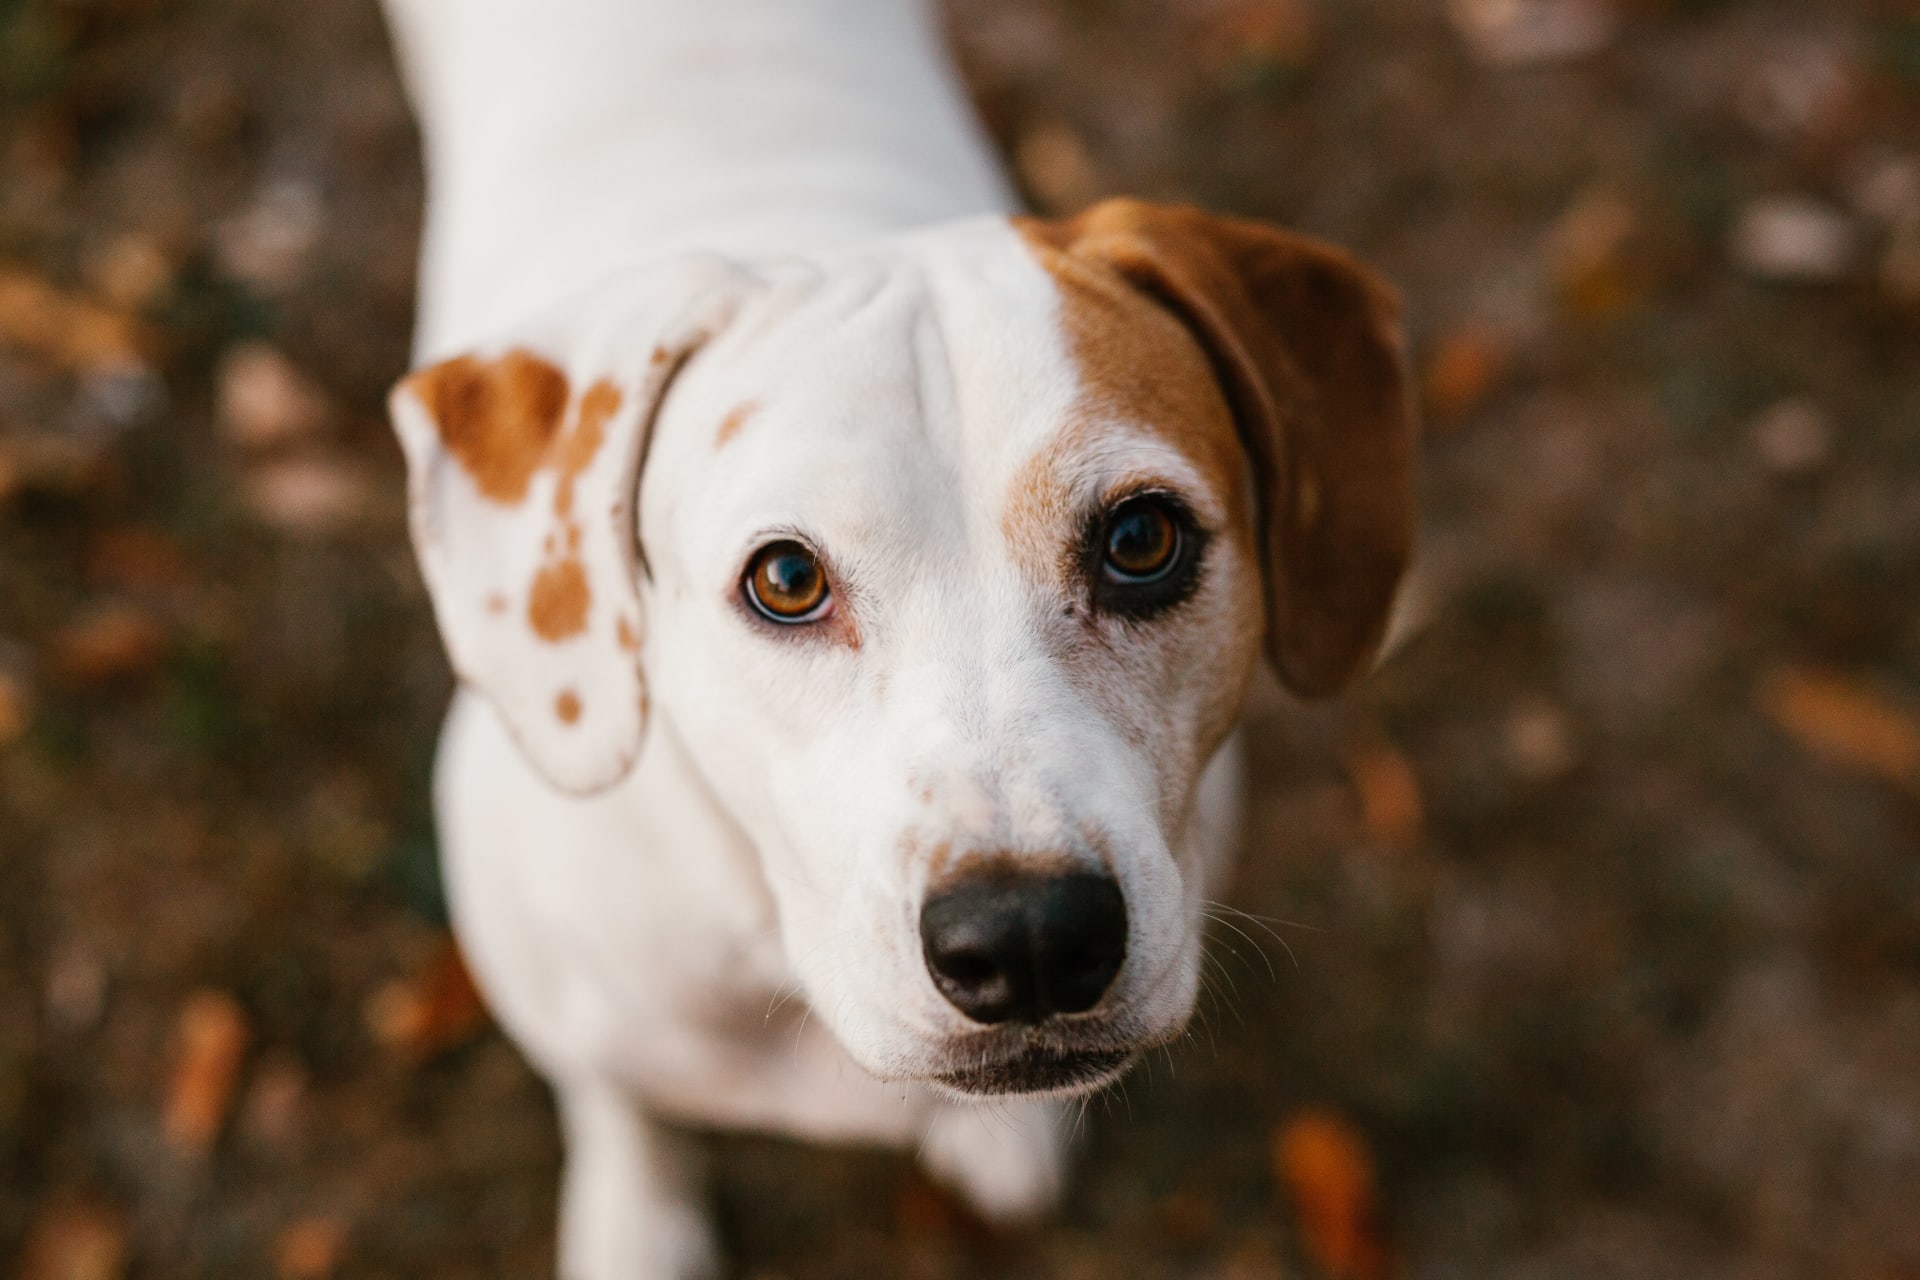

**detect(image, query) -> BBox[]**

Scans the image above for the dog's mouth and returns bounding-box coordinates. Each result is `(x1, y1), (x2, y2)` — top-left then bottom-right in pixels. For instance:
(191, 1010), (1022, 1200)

(930, 1046), (1135, 1099)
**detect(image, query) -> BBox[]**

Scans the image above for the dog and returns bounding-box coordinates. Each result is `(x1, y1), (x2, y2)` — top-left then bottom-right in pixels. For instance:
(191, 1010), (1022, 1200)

(379, 1), (1417, 1275)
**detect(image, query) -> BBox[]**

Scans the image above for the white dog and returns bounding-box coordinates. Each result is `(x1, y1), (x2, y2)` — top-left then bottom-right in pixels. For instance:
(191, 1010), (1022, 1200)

(379, 1), (1416, 1275)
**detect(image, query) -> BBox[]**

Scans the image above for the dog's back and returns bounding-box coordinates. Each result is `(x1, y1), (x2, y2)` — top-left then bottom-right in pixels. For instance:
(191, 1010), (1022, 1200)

(382, 0), (1013, 359)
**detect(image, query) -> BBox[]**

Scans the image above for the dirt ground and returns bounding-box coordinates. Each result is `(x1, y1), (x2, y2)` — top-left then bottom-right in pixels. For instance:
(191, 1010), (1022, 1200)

(3, 0), (1919, 1277)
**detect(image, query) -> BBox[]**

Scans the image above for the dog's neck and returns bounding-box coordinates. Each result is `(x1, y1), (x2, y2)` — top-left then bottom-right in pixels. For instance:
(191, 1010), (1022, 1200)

(388, 0), (1014, 358)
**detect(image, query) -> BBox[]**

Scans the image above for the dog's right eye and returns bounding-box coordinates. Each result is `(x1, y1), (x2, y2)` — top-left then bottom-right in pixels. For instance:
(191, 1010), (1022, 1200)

(743, 541), (832, 623)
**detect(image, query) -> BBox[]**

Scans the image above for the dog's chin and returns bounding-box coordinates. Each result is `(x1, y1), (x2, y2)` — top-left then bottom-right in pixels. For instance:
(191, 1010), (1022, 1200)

(927, 1047), (1137, 1100)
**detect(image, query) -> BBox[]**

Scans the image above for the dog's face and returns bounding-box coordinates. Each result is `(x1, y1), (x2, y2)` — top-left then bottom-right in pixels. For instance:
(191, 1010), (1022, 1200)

(391, 200), (1416, 1097)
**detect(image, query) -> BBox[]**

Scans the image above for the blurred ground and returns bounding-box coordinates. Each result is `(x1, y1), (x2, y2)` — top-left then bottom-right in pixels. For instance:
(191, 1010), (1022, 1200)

(3, 0), (1919, 1277)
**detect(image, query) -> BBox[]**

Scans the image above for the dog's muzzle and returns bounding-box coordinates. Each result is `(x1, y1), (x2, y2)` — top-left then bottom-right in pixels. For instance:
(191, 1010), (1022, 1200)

(917, 869), (1135, 1097)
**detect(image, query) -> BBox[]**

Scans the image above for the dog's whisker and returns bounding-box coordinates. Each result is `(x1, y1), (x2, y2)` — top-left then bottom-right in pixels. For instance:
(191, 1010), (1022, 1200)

(1201, 912), (1279, 982)
(1202, 900), (1309, 972)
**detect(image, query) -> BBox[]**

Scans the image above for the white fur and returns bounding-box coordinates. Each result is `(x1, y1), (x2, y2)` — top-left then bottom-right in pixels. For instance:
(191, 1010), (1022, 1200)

(384, 3), (1261, 1277)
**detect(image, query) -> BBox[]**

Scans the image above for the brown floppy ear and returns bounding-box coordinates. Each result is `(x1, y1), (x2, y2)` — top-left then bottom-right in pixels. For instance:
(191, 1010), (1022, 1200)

(1019, 198), (1418, 696)
(388, 255), (750, 793)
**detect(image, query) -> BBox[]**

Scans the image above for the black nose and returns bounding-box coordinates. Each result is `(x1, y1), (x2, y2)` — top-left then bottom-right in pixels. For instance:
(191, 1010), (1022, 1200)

(919, 871), (1128, 1025)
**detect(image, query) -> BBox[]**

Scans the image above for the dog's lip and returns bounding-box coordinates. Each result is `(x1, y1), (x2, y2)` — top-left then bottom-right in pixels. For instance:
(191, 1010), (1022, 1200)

(928, 1045), (1137, 1099)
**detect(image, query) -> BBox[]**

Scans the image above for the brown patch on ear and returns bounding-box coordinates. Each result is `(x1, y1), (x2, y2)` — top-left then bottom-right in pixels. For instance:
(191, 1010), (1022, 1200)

(528, 557), (590, 642)
(554, 380), (621, 519)
(403, 350), (571, 504)
(1015, 199), (1418, 696)
(555, 689), (582, 724)
(713, 400), (758, 449)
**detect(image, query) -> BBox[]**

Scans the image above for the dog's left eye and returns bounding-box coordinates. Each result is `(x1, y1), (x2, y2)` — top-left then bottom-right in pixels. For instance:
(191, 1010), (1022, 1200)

(1090, 494), (1204, 618)
(744, 541), (832, 623)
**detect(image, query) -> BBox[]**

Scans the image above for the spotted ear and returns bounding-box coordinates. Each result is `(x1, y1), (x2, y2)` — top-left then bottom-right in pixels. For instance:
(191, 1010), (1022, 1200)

(1020, 199), (1418, 696)
(389, 257), (748, 793)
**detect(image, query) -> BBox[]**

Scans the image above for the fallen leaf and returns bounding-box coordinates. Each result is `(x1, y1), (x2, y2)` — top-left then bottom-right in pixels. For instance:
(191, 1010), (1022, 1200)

(45, 604), (170, 686)
(163, 989), (250, 1155)
(1220, 1240), (1287, 1280)
(1503, 698), (1580, 781)
(85, 233), (176, 311)
(0, 670), (29, 746)
(1014, 122), (1101, 215)
(0, 265), (150, 372)
(1731, 197), (1857, 282)
(1448, 0), (1615, 67)
(892, 1174), (967, 1240)
(86, 527), (195, 592)
(365, 938), (487, 1061)
(1154, 1188), (1219, 1246)
(1547, 191), (1644, 320)
(44, 940), (107, 1032)
(1190, 0), (1320, 72)
(0, 431), (113, 500)
(275, 1217), (347, 1280)
(1881, 217), (1920, 307)
(1759, 667), (1920, 788)
(1421, 326), (1513, 425)
(1340, 732), (1424, 849)
(1748, 398), (1833, 476)
(243, 455), (373, 536)
(1274, 1109), (1393, 1280)
(217, 342), (336, 449)
(215, 178), (323, 290)
(20, 1200), (127, 1280)
(240, 1052), (310, 1148)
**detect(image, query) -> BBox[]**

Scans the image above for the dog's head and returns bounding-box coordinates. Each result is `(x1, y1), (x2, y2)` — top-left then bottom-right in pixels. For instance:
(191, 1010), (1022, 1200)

(390, 199), (1416, 1098)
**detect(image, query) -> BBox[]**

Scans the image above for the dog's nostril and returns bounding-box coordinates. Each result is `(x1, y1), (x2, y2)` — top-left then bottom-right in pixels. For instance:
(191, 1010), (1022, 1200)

(919, 871), (1127, 1026)
(942, 951), (998, 984)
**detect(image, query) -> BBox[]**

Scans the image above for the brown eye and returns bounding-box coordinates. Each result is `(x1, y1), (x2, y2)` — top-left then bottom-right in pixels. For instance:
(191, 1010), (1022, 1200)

(744, 541), (831, 623)
(1102, 499), (1181, 583)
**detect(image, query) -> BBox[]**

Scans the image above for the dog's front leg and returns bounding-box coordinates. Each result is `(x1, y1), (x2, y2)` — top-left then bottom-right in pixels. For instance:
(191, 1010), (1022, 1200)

(918, 1098), (1069, 1224)
(556, 1078), (717, 1280)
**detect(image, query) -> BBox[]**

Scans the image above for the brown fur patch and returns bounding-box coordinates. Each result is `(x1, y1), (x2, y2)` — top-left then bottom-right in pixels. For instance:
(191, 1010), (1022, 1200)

(554, 380), (621, 519)
(528, 557), (590, 642)
(616, 615), (639, 652)
(1012, 200), (1417, 697)
(404, 350), (570, 504)
(555, 689), (582, 724)
(713, 400), (758, 449)
(1005, 222), (1252, 589)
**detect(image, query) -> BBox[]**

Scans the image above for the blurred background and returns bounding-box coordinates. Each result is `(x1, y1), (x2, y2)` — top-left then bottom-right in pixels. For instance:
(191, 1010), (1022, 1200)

(3, 0), (1918, 1276)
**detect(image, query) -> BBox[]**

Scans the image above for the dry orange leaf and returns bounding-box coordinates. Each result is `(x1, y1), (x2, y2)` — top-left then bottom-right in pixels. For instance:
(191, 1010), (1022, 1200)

(1274, 1109), (1393, 1280)
(0, 265), (149, 372)
(275, 1217), (348, 1280)
(20, 1201), (128, 1280)
(1421, 326), (1512, 424)
(0, 670), (29, 747)
(1759, 666), (1920, 788)
(1547, 191), (1644, 320)
(45, 604), (170, 686)
(86, 527), (195, 593)
(365, 938), (488, 1061)
(163, 989), (250, 1156)
(1340, 732), (1424, 849)
(1192, 0), (1320, 68)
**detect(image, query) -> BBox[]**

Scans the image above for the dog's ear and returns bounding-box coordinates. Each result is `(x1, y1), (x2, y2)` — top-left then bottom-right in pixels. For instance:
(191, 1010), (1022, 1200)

(389, 257), (748, 793)
(1020, 199), (1418, 696)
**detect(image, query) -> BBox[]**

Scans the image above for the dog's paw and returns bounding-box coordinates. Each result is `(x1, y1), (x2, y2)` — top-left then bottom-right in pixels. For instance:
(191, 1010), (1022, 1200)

(560, 1192), (717, 1280)
(918, 1100), (1067, 1225)
(557, 1085), (719, 1280)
